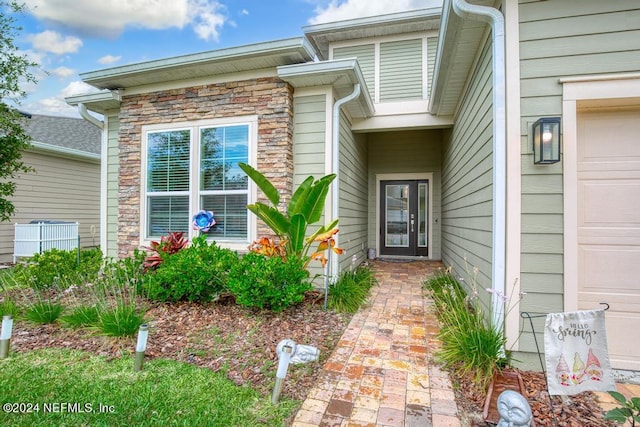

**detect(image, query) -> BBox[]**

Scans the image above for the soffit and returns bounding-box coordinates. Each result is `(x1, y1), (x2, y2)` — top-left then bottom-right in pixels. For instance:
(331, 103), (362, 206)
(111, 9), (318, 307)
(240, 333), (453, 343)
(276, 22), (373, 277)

(80, 38), (315, 91)
(304, 8), (442, 60)
(66, 90), (122, 115)
(429, 0), (495, 116)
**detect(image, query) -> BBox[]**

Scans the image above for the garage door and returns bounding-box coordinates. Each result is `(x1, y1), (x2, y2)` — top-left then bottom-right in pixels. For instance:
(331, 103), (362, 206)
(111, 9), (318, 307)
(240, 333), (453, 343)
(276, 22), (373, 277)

(577, 108), (640, 371)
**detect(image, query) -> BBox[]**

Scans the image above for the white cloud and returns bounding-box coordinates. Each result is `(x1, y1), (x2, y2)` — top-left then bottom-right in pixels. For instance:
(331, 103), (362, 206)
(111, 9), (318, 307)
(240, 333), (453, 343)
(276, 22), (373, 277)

(98, 55), (122, 65)
(24, 0), (228, 41)
(28, 30), (82, 54)
(27, 81), (101, 117)
(50, 66), (76, 79)
(189, 0), (227, 41)
(240, 9), (249, 16)
(37, 96), (80, 116)
(60, 80), (99, 98)
(309, 0), (442, 24)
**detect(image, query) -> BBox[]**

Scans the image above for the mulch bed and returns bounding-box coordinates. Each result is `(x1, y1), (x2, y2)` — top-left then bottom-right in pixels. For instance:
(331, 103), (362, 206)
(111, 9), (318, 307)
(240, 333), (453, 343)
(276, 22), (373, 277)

(5, 286), (619, 426)
(8, 291), (351, 401)
(451, 368), (615, 426)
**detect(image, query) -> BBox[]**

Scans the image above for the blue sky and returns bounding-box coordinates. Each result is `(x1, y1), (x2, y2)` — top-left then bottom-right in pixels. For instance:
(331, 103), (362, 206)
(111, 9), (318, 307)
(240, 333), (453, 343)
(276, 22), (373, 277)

(11, 0), (440, 117)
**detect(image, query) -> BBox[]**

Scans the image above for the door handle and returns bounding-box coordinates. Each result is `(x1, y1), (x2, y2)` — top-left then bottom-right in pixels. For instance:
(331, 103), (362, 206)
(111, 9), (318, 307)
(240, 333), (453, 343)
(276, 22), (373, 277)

(410, 214), (415, 233)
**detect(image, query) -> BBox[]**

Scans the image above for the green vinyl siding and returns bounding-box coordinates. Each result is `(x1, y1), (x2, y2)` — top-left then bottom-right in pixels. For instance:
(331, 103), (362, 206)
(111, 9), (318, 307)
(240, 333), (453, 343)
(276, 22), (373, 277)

(293, 94), (326, 187)
(337, 110), (368, 271)
(427, 37), (438, 98)
(380, 39), (423, 101)
(367, 129), (443, 260)
(441, 33), (494, 313)
(333, 44), (375, 100)
(106, 113), (119, 258)
(292, 94), (327, 283)
(516, 0), (640, 357)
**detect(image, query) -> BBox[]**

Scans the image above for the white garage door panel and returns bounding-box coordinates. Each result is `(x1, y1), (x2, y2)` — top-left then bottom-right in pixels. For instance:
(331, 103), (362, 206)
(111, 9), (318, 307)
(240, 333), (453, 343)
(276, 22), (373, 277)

(579, 110), (640, 161)
(601, 313), (640, 371)
(579, 246), (640, 291)
(577, 107), (640, 371)
(580, 181), (640, 224)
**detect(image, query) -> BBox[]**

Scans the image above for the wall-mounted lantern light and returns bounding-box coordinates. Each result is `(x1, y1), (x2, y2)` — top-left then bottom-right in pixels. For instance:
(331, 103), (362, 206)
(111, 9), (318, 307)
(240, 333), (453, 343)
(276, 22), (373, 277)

(533, 117), (561, 164)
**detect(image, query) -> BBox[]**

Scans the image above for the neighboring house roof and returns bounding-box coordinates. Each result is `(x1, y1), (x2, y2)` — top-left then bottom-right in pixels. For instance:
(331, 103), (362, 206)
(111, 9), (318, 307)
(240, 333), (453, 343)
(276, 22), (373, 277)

(22, 113), (101, 160)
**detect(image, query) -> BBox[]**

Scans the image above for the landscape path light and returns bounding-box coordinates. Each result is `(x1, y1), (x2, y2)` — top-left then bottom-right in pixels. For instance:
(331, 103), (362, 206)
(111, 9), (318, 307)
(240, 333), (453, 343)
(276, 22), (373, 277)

(134, 323), (149, 372)
(271, 339), (320, 404)
(0, 315), (13, 358)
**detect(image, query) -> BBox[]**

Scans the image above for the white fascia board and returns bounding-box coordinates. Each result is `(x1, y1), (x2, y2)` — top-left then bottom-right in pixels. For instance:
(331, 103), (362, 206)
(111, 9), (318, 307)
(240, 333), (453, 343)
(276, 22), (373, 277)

(80, 37), (315, 89)
(429, 0), (459, 115)
(303, 8), (440, 34)
(65, 90), (121, 114)
(28, 141), (101, 163)
(277, 59), (375, 117)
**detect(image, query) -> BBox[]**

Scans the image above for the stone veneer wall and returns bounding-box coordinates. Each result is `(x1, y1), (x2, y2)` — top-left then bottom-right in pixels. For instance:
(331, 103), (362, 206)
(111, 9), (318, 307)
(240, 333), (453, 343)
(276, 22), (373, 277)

(117, 77), (294, 257)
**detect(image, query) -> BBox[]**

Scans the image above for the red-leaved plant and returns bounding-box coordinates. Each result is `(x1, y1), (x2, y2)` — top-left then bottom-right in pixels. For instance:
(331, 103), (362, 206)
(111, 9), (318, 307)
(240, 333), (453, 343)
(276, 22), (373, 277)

(143, 231), (189, 271)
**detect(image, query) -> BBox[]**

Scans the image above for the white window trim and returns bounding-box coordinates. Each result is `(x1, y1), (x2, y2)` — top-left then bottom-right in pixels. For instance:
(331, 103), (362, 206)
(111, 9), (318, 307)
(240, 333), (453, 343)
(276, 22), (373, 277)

(140, 115), (258, 252)
(561, 73), (640, 313)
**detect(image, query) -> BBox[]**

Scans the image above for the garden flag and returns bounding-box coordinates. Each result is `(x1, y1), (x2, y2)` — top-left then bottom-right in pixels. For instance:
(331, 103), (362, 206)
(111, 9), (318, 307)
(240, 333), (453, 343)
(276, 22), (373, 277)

(544, 309), (616, 395)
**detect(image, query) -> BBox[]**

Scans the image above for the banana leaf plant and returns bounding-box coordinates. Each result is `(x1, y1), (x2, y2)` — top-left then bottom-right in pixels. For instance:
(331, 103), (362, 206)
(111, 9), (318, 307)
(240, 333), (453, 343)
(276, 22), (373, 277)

(239, 163), (343, 266)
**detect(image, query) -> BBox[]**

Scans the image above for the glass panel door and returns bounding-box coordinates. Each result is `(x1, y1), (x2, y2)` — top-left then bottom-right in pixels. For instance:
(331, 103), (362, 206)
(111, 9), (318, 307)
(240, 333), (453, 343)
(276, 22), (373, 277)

(385, 184), (410, 247)
(380, 180), (428, 257)
(418, 182), (428, 248)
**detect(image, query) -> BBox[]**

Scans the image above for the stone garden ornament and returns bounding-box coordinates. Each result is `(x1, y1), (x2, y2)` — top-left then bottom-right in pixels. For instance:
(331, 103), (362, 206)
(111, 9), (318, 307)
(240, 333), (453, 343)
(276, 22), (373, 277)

(496, 390), (533, 427)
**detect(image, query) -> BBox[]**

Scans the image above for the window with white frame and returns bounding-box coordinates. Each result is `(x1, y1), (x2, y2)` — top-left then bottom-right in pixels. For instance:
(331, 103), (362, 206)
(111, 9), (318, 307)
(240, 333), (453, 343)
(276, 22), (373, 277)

(143, 118), (254, 244)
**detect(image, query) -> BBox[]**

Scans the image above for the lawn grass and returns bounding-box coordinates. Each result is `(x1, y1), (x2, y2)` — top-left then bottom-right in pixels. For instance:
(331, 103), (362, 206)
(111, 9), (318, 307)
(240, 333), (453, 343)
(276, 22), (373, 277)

(0, 348), (298, 426)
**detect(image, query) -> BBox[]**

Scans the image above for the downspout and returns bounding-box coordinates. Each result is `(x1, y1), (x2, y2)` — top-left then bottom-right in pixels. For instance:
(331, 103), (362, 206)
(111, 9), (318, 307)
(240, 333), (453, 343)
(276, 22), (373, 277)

(77, 103), (107, 257)
(78, 103), (104, 129)
(452, 0), (506, 331)
(330, 83), (361, 281)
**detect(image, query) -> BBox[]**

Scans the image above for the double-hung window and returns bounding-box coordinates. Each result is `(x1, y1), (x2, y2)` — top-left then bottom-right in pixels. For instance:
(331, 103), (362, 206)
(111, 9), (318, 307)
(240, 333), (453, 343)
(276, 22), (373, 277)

(143, 117), (256, 247)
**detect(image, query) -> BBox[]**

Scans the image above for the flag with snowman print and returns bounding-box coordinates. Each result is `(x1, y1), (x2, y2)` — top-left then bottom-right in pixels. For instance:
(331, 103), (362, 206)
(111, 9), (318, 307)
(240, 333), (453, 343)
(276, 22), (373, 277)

(544, 309), (616, 395)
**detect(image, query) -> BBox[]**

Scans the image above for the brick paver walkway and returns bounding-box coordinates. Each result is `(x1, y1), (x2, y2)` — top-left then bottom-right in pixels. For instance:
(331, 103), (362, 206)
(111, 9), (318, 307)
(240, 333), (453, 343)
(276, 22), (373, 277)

(291, 260), (461, 427)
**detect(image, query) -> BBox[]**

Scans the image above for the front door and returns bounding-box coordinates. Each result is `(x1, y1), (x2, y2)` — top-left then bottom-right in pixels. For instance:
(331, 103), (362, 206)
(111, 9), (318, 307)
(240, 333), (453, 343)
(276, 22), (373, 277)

(380, 180), (428, 257)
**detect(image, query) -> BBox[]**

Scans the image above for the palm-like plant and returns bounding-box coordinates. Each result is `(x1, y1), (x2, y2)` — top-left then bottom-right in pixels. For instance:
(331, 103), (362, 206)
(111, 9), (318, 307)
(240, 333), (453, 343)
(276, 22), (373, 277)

(239, 163), (343, 266)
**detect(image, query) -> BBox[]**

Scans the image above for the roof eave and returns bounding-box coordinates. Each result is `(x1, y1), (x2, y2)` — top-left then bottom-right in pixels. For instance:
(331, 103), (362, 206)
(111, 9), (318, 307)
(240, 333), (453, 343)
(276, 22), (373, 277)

(277, 58), (375, 118)
(28, 141), (101, 163)
(428, 0), (496, 116)
(66, 90), (122, 114)
(304, 8), (441, 60)
(79, 37), (316, 90)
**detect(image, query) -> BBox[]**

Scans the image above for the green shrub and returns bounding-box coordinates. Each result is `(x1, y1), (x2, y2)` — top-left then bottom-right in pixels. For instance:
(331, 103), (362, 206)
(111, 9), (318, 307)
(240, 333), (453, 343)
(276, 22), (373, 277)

(13, 247), (103, 289)
(424, 270), (509, 387)
(24, 301), (64, 324)
(423, 269), (466, 313)
(436, 301), (508, 387)
(96, 303), (146, 337)
(100, 249), (147, 289)
(60, 305), (100, 328)
(328, 265), (377, 313)
(604, 391), (640, 426)
(0, 298), (20, 318)
(143, 236), (238, 302)
(227, 252), (311, 312)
